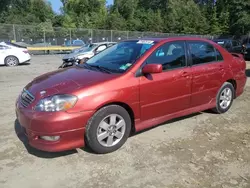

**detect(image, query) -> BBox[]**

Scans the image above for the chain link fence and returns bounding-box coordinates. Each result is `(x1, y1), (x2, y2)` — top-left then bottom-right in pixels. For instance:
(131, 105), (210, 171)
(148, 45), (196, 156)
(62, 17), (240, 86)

(0, 24), (216, 47)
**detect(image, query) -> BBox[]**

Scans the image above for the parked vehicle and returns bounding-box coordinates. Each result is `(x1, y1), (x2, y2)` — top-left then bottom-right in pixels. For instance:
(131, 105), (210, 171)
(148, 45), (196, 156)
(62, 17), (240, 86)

(0, 42), (31, 67)
(212, 39), (245, 55)
(242, 37), (250, 60)
(64, 39), (85, 47)
(59, 42), (116, 68)
(16, 37), (247, 154)
(71, 43), (92, 53)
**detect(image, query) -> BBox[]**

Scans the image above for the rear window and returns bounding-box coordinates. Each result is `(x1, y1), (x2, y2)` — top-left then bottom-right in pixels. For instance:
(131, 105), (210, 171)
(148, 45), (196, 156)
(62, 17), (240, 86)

(0, 45), (10, 50)
(5, 42), (26, 48)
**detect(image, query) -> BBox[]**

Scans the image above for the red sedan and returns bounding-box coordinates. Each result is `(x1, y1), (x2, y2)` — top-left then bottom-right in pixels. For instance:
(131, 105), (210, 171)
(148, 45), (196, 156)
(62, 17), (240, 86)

(16, 37), (247, 154)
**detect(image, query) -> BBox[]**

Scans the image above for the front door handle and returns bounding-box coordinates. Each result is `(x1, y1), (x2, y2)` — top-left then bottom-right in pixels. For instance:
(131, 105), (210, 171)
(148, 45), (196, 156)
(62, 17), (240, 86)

(181, 71), (189, 77)
(219, 65), (224, 71)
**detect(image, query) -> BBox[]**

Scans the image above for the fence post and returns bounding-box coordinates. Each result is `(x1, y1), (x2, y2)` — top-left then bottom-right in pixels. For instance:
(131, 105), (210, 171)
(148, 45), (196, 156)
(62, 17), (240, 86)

(43, 30), (46, 46)
(13, 24), (16, 42)
(127, 31), (129, 39)
(69, 28), (72, 46)
(90, 29), (93, 42)
(111, 30), (113, 42)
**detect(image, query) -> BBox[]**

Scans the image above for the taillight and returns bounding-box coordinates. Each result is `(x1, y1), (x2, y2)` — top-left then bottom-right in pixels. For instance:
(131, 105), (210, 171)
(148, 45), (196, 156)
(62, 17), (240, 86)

(23, 50), (29, 54)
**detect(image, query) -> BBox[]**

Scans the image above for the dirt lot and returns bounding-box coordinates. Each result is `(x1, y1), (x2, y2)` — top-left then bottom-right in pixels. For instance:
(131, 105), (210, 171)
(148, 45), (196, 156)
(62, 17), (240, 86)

(0, 55), (250, 188)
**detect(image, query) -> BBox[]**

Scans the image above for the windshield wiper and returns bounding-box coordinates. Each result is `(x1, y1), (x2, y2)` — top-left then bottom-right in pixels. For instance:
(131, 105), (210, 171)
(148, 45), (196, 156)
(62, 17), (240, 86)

(81, 63), (113, 74)
(90, 65), (113, 74)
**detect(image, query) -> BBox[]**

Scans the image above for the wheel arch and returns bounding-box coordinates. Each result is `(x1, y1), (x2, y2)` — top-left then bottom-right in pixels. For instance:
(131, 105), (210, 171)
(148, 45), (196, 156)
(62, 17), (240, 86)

(226, 79), (237, 98)
(4, 55), (19, 64)
(95, 101), (136, 134)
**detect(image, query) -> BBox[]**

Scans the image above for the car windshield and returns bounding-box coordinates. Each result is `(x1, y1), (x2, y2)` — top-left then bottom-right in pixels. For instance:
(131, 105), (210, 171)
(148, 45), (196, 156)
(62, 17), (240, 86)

(80, 40), (157, 73)
(76, 44), (97, 53)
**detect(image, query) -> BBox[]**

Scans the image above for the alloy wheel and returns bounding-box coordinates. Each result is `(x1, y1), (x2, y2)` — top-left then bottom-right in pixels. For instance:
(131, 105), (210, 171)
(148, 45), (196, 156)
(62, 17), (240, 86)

(219, 88), (233, 109)
(96, 114), (126, 147)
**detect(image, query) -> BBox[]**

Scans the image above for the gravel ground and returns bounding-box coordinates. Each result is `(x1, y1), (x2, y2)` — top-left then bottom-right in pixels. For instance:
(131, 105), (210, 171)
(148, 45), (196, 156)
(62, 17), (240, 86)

(0, 55), (250, 188)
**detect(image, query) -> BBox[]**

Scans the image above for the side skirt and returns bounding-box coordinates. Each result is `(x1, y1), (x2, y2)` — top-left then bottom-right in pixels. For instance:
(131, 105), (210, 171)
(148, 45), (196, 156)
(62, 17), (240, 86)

(135, 103), (216, 132)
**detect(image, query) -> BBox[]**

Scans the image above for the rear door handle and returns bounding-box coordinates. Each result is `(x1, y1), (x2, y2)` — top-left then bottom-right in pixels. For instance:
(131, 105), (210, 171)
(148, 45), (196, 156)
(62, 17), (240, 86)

(181, 71), (189, 77)
(219, 65), (224, 71)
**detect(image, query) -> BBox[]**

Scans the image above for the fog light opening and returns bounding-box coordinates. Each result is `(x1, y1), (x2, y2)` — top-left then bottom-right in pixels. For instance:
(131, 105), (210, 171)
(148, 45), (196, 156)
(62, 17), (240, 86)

(40, 136), (60, 141)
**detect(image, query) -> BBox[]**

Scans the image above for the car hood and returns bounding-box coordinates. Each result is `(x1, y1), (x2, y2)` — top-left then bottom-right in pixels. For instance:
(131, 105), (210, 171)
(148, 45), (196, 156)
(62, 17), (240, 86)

(25, 67), (119, 98)
(63, 51), (91, 60)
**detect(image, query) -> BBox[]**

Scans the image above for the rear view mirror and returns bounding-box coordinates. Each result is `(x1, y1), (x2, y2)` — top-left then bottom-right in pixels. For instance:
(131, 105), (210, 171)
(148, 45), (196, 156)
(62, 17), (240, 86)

(142, 64), (162, 74)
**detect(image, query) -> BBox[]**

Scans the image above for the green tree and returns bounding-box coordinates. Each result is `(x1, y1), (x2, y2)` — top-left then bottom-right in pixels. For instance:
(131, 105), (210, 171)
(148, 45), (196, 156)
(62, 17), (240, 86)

(166, 0), (208, 34)
(228, 0), (250, 35)
(209, 6), (221, 35)
(105, 9), (127, 30)
(62, 0), (107, 28)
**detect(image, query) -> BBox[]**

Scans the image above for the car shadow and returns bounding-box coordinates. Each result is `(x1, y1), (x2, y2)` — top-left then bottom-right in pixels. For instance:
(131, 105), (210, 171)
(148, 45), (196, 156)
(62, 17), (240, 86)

(0, 63), (30, 67)
(14, 110), (211, 156)
(131, 112), (202, 137)
(19, 62), (31, 66)
(246, 69), (250, 77)
(14, 119), (78, 158)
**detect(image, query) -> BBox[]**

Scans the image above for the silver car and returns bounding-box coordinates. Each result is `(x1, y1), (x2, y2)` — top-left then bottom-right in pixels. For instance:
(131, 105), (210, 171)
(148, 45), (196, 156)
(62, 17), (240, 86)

(62, 42), (117, 64)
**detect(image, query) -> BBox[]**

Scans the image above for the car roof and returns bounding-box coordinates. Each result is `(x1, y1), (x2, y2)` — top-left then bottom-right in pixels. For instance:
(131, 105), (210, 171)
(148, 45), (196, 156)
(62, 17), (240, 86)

(213, 39), (237, 41)
(124, 37), (214, 43)
(92, 42), (117, 45)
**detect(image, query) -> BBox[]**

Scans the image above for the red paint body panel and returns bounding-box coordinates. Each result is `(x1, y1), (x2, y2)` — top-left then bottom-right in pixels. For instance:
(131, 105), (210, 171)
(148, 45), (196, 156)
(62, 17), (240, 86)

(16, 99), (93, 152)
(16, 37), (247, 152)
(139, 67), (192, 121)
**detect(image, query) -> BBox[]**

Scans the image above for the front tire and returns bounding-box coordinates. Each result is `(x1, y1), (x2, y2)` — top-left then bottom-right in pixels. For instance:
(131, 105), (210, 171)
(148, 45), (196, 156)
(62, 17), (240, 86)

(85, 105), (131, 154)
(212, 82), (234, 114)
(5, 56), (19, 67)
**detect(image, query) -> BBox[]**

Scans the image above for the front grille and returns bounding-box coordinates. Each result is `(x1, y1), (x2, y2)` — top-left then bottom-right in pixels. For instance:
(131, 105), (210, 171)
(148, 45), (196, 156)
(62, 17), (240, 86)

(20, 89), (35, 107)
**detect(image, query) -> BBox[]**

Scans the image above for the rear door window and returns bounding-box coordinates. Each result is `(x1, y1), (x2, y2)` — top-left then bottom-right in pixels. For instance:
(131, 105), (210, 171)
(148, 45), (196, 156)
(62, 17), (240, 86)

(188, 41), (217, 65)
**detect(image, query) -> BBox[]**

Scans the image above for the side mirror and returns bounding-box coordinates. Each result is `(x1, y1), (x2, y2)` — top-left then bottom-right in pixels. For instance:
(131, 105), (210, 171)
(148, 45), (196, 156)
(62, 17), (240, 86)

(79, 58), (89, 64)
(142, 64), (163, 74)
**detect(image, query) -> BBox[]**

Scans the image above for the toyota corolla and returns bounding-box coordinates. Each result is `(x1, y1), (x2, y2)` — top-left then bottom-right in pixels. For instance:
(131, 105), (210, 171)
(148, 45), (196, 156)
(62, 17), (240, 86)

(16, 37), (247, 154)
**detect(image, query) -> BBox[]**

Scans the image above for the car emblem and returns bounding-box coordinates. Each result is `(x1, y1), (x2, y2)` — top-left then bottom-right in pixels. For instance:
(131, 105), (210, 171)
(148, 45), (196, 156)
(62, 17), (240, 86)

(40, 91), (46, 96)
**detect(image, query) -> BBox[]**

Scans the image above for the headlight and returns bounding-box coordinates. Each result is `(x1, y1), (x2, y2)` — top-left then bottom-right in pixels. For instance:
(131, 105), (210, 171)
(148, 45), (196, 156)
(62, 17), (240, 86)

(35, 94), (77, 112)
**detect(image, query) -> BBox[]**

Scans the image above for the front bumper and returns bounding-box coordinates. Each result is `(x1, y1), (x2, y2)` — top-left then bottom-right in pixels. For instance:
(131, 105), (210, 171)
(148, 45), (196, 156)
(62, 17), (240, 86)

(16, 100), (94, 152)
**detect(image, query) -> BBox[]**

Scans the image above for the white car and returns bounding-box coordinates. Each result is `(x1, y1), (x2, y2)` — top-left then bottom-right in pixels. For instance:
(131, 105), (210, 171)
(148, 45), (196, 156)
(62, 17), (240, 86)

(0, 42), (31, 67)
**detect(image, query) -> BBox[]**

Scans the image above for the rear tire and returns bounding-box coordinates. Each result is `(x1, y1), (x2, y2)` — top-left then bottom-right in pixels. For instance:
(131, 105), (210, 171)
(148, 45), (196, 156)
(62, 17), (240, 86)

(212, 82), (234, 114)
(5, 56), (19, 67)
(85, 105), (131, 154)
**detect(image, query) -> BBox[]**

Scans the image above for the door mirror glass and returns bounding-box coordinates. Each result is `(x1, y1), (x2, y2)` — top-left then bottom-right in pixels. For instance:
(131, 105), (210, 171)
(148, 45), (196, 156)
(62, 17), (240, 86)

(142, 64), (162, 74)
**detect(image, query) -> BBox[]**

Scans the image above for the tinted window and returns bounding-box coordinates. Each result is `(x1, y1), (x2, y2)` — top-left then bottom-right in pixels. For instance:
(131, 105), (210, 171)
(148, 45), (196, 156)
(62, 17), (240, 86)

(232, 40), (240, 46)
(4, 42), (26, 48)
(215, 49), (223, 61)
(224, 41), (232, 49)
(146, 41), (186, 70)
(188, 41), (216, 65)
